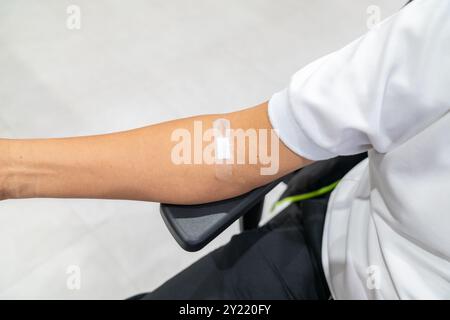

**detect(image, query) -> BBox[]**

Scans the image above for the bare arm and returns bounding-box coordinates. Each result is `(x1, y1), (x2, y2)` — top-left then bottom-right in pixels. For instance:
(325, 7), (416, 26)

(0, 102), (312, 204)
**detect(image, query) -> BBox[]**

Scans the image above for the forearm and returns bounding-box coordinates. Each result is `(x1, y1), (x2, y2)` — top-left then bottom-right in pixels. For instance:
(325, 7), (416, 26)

(0, 103), (309, 204)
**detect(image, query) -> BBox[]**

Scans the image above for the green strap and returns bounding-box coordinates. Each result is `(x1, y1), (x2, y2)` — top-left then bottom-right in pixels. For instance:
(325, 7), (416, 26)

(271, 180), (340, 212)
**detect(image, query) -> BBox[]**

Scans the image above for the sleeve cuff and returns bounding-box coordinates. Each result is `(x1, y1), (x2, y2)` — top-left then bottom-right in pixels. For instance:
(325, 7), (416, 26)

(267, 88), (336, 161)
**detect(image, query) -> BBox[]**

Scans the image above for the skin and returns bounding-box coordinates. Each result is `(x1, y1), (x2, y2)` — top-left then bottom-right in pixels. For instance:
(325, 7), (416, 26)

(0, 101), (312, 205)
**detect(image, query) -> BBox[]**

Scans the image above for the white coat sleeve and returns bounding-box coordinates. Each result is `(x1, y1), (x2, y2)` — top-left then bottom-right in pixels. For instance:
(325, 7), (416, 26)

(268, 0), (450, 160)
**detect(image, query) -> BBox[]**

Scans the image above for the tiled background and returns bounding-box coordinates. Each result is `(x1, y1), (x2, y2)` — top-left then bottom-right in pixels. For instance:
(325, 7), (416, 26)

(0, 0), (403, 299)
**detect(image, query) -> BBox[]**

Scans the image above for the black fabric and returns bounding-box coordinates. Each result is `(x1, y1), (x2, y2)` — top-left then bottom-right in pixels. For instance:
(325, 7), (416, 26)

(130, 153), (367, 300)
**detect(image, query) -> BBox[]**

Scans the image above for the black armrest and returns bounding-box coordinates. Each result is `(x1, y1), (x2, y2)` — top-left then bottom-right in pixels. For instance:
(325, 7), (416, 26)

(160, 175), (291, 252)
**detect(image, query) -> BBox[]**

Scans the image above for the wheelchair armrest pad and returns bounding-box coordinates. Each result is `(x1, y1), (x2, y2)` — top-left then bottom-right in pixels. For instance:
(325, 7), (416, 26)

(160, 178), (284, 252)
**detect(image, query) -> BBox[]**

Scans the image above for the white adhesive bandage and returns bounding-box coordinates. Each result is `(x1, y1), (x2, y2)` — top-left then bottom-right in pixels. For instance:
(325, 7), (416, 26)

(215, 136), (231, 160)
(213, 118), (233, 181)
